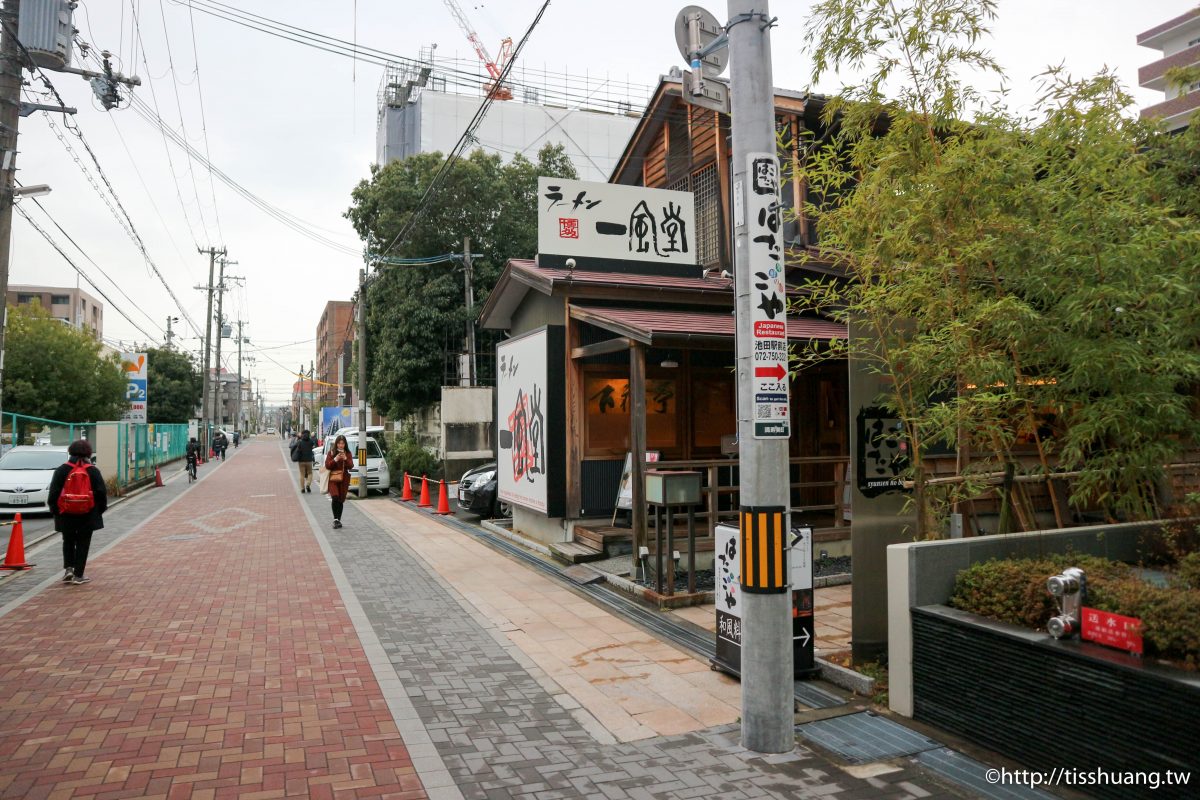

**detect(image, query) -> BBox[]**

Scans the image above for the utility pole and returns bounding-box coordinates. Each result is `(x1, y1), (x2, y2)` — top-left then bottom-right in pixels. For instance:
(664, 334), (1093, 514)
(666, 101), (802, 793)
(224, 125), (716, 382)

(727, 0), (792, 753)
(211, 258), (240, 430)
(165, 316), (179, 349)
(235, 321), (245, 435)
(357, 269), (368, 498)
(196, 246), (225, 441)
(309, 360), (315, 436)
(463, 237), (476, 386)
(0, 1), (23, 454)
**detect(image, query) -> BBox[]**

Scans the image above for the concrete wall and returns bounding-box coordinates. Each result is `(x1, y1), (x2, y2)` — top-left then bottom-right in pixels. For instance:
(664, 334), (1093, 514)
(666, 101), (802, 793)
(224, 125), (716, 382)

(379, 92), (639, 182)
(887, 520), (1165, 717)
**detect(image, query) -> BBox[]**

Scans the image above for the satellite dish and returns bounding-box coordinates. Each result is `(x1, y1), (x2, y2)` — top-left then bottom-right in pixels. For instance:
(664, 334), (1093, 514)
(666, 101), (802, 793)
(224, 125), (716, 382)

(674, 5), (727, 77)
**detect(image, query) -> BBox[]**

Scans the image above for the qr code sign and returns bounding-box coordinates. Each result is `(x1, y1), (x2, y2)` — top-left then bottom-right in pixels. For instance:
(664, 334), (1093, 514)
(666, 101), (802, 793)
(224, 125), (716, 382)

(559, 218), (579, 239)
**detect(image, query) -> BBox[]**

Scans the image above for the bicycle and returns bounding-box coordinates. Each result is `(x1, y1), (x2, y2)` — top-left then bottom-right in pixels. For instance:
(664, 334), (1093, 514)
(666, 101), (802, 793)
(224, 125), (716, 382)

(186, 455), (198, 483)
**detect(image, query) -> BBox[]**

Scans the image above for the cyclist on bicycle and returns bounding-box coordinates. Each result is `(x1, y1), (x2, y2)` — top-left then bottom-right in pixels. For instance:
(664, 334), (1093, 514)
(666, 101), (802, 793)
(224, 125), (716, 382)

(185, 437), (202, 478)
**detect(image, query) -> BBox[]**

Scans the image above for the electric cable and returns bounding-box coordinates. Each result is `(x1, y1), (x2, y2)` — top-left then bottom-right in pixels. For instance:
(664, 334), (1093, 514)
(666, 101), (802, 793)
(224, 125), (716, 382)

(377, 0), (554, 260)
(15, 206), (163, 342)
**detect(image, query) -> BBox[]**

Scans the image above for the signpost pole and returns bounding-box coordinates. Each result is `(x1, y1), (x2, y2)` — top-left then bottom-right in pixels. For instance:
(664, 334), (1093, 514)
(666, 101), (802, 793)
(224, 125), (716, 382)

(727, 0), (793, 753)
(357, 269), (368, 498)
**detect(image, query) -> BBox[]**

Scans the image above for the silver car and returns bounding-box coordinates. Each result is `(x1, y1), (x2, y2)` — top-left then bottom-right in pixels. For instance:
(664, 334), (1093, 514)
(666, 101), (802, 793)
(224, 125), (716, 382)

(0, 445), (69, 514)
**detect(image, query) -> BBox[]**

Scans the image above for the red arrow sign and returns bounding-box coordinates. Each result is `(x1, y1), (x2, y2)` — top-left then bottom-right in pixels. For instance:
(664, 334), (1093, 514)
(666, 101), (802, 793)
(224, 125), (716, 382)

(755, 363), (787, 381)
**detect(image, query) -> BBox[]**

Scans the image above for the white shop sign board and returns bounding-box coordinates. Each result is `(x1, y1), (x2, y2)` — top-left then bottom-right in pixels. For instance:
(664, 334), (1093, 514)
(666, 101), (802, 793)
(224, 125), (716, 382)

(742, 154), (790, 439)
(537, 178), (697, 266)
(496, 329), (550, 512)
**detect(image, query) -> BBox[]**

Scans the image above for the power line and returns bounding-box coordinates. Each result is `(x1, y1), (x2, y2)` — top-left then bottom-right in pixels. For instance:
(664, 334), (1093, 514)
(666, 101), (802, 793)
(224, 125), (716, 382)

(127, 94), (362, 257)
(20, 186), (164, 335)
(122, 4), (204, 247)
(377, 0), (553, 260)
(183, 0), (225, 243)
(15, 206), (162, 342)
(0, 23), (207, 341)
(154, 0), (214, 243)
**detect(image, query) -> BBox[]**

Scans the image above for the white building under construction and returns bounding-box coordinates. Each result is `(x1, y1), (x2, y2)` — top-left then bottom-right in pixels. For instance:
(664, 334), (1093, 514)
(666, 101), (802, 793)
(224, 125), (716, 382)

(376, 52), (649, 181)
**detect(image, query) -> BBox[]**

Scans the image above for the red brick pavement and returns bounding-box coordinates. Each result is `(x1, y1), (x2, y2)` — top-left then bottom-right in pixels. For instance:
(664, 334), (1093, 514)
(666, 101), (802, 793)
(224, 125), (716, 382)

(0, 442), (426, 800)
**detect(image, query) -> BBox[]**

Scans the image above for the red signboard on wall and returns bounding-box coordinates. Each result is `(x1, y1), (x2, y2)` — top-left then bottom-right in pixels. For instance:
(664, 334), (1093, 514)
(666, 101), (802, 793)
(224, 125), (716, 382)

(1081, 607), (1143, 655)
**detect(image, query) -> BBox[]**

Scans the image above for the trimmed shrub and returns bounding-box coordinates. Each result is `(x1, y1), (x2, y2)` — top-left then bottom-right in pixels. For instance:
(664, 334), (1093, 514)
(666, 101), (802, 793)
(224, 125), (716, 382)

(387, 430), (441, 484)
(951, 554), (1199, 669)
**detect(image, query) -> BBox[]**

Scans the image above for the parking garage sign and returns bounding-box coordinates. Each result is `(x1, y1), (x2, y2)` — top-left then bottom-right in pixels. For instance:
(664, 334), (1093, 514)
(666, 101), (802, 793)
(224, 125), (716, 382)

(120, 352), (148, 423)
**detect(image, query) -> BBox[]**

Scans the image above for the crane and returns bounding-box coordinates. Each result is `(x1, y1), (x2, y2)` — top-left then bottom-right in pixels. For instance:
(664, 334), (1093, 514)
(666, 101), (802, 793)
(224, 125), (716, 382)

(442, 0), (514, 100)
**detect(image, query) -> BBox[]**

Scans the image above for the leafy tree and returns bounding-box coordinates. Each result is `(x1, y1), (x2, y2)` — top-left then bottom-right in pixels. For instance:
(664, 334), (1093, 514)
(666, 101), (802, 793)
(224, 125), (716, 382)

(797, 0), (1200, 533)
(4, 303), (126, 421)
(145, 346), (200, 424)
(345, 145), (578, 418)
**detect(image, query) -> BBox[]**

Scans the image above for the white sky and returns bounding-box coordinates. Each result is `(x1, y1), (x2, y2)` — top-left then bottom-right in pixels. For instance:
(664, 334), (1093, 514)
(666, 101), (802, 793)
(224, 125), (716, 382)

(9, 0), (1193, 405)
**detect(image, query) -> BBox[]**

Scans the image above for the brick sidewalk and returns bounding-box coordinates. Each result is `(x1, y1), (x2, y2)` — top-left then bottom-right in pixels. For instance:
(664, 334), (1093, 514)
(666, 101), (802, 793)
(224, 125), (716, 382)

(0, 441), (425, 799)
(0, 440), (982, 800)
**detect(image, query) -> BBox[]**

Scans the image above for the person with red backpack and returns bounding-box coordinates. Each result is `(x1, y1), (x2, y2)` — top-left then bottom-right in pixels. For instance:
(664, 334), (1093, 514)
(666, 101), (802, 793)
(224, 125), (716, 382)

(47, 440), (108, 585)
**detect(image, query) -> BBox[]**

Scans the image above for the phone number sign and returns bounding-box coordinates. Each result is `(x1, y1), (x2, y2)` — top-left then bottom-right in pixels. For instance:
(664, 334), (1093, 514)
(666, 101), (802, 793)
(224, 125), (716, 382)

(745, 153), (789, 439)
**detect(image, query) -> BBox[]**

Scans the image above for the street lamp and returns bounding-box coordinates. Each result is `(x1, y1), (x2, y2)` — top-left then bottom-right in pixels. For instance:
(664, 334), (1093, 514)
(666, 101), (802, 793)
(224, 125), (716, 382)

(12, 184), (51, 198)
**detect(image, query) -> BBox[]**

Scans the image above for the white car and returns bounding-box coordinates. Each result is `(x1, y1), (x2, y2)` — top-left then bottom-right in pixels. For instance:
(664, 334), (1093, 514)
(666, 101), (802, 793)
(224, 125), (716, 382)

(0, 445), (70, 514)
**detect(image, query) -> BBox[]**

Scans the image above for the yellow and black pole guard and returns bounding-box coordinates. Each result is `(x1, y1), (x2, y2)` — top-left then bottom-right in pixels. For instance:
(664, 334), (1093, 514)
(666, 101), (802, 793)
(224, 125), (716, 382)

(739, 506), (787, 594)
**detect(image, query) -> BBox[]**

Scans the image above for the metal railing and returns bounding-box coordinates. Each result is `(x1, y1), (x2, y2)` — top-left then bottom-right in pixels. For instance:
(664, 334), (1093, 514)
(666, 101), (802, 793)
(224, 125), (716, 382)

(0, 412), (190, 490)
(650, 455), (851, 539)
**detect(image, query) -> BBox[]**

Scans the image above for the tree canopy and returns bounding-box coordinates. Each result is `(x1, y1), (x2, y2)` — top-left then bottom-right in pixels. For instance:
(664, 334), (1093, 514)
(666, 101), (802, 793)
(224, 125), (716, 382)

(345, 145), (577, 418)
(797, 0), (1200, 531)
(4, 304), (127, 422)
(145, 346), (201, 424)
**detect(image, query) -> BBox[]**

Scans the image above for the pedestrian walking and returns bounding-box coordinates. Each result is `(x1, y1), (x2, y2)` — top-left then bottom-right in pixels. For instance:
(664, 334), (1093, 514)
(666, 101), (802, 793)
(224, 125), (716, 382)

(323, 434), (356, 529)
(294, 430), (316, 493)
(47, 440), (108, 585)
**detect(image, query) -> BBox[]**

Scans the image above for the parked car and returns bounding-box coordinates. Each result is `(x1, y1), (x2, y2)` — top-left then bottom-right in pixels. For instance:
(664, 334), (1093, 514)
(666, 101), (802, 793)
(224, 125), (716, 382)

(0, 445), (69, 514)
(456, 462), (510, 518)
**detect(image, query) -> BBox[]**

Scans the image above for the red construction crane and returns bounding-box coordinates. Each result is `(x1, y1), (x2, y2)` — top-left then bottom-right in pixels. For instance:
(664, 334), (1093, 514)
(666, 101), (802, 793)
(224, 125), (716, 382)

(443, 0), (513, 100)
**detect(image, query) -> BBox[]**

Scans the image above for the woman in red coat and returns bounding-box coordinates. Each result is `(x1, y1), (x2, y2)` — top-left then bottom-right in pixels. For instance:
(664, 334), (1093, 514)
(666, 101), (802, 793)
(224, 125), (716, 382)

(324, 434), (356, 529)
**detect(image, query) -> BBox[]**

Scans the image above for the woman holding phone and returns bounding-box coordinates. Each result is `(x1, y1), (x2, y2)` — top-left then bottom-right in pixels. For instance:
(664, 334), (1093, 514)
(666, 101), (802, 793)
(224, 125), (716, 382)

(323, 434), (356, 529)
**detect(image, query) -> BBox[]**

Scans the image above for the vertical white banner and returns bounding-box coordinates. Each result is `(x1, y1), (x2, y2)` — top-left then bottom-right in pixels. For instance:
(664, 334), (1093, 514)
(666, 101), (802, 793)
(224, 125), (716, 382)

(745, 154), (789, 439)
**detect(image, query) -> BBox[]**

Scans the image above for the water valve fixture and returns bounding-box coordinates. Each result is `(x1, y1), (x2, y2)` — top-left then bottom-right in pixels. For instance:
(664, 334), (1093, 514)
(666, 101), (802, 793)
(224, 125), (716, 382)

(1046, 567), (1087, 639)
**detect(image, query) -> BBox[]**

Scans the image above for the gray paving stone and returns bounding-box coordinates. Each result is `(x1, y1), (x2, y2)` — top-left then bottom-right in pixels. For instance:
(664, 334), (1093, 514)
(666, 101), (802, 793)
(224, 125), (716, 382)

(321, 499), (984, 799)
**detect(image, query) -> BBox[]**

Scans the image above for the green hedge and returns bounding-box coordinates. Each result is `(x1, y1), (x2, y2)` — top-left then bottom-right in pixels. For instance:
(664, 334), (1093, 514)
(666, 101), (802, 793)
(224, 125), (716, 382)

(386, 430), (442, 484)
(951, 554), (1199, 670)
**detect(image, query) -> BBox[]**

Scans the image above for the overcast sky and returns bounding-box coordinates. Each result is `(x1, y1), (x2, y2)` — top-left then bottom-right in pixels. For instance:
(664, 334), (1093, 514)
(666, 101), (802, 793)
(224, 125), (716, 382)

(10, 0), (1193, 406)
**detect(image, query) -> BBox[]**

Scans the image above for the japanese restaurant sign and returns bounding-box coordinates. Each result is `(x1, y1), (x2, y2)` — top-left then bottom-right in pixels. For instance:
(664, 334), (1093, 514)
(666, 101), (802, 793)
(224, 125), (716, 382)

(743, 153), (790, 439)
(537, 178), (696, 268)
(496, 327), (566, 517)
(1081, 607), (1143, 655)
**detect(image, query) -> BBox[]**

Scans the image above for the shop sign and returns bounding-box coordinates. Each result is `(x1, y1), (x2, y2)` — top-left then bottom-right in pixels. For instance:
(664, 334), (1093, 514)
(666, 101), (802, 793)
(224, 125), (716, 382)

(120, 352), (148, 424)
(743, 153), (789, 439)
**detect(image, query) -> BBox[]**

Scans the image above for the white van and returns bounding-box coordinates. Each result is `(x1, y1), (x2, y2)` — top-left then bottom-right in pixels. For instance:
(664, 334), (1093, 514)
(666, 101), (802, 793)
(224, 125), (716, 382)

(316, 435), (390, 495)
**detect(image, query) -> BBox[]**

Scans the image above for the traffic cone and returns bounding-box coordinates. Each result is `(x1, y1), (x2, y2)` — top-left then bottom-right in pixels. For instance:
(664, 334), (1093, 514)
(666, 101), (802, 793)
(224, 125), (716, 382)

(0, 513), (34, 571)
(417, 476), (432, 508)
(435, 480), (452, 515)
(399, 472), (413, 502)
(154, 467), (164, 487)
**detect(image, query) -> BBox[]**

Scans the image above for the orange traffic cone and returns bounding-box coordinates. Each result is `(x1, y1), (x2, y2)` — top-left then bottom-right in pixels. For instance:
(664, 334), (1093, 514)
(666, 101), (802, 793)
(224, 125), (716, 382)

(417, 476), (432, 508)
(0, 513), (34, 570)
(399, 472), (414, 501)
(435, 480), (452, 515)
(155, 467), (164, 487)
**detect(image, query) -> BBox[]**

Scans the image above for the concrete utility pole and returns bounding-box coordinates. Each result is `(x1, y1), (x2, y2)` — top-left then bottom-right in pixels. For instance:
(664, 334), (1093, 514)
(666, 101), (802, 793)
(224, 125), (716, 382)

(165, 316), (179, 349)
(309, 360), (315, 435)
(211, 259), (240, 429)
(0, 0), (23, 453)
(727, 0), (793, 753)
(197, 246), (225, 439)
(357, 269), (368, 498)
(463, 237), (476, 386)
(235, 321), (245, 435)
